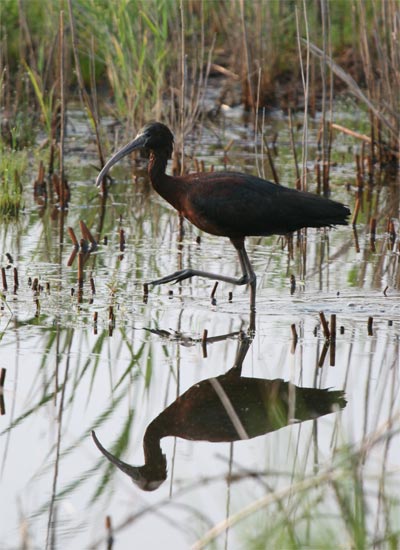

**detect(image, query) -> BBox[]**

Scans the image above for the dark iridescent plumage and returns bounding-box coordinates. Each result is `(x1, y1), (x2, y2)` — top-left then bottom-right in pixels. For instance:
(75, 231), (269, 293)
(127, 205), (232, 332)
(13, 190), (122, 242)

(96, 122), (350, 314)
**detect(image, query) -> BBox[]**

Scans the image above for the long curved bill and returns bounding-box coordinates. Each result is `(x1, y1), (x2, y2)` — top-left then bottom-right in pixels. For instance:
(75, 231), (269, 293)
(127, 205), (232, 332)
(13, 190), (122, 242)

(91, 430), (141, 478)
(91, 430), (166, 491)
(95, 133), (147, 187)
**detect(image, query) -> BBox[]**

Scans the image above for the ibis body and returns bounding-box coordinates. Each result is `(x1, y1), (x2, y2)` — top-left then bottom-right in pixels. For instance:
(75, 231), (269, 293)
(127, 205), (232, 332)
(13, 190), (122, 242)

(96, 122), (350, 312)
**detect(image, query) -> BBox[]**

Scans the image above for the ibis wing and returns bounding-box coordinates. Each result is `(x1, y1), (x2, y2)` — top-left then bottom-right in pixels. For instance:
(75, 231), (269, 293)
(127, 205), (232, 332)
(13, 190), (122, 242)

(186, 173), (349, 238)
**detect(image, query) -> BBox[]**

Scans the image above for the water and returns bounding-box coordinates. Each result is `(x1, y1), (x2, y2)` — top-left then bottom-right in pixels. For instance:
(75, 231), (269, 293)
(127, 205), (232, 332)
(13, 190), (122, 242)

(1, 106), (399, 549)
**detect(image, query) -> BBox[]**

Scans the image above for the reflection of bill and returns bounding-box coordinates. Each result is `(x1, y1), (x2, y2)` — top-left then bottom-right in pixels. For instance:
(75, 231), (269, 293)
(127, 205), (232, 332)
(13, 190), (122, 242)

(92, 335), (346, 491)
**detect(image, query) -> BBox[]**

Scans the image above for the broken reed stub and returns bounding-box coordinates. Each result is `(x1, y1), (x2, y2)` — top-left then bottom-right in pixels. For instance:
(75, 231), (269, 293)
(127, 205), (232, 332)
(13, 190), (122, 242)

(105, 515), (113, 547)
(13, 267), (19, 290)
(108, 306), (116, 328)
(90, 277), (96, 294)
(77, 253), (84, 287)
(210, 281), (218, 300)
(330, 339), (336, 367)
(330, 314), (337, 341)
(290, 274), (296, 295)
(202, 329), (208, 358)
(143, 283), (149, 303)
(67, 227), (79, 247)
(318, 341), (329, 368)
(79, 220), (96, 245)
(351, 196), (361, 227)
(369, 217), (377, 238)
(319, 311), (330, 339)
(291, 324), (298, 354)
(119, 228), (125, 251)
(1, 267), (7, 291)
(0, 368), (6, 388)
(0, 369), (5, 415)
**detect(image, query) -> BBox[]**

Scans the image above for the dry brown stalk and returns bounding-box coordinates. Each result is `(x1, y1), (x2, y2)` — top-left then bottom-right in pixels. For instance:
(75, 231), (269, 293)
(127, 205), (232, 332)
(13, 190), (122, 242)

(13, 267), (19, 291)
(367, 316), (373, 336)
(58, 10), (66, 206)
(67, 0), (105, 169)
(351, 197), (361, 227)
(318, 340), (330, 368)
(291, 324), (298, 353)
(202, 329), (208, 358)
(79, 221), (96, 245)
(77, 252), (84, 287)
(331, 122), (372, 144)
(319, 311), (330, 339)
(119, 229), (125, 251)
(1, 268), (7, 291)
(0, 368), (6, 388)
(67, 227), (79, 247)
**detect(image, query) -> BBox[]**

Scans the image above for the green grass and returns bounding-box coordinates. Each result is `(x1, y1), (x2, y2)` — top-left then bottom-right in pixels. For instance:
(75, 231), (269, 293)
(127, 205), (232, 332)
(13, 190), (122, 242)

(0, 144), (26, 216)
(2, 0), (396, 131)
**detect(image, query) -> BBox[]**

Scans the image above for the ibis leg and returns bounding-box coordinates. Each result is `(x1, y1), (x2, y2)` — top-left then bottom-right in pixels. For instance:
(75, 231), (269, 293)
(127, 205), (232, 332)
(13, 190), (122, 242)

(149, 267), (250, 287)
(234, 241), (257, 332)
(149, 237), (257, 315)
(236, 244), (257, 313)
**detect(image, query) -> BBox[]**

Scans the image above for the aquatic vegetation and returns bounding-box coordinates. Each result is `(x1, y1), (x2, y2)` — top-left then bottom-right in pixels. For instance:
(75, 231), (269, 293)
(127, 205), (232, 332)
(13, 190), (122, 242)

(0, 144), (26, 216)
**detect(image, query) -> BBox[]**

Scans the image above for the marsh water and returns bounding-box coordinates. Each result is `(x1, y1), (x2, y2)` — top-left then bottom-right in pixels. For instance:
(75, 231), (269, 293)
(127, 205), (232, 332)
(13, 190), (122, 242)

(1, 104), (399, 549)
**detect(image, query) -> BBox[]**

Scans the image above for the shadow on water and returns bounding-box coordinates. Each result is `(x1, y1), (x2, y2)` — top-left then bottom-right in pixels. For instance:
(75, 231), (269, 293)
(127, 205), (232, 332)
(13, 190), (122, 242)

(92, 324), (346, 491)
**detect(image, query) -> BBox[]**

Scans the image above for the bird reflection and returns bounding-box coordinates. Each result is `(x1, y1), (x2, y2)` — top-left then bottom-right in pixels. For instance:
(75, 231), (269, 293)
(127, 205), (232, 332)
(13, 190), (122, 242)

(92, 333), (346, 491)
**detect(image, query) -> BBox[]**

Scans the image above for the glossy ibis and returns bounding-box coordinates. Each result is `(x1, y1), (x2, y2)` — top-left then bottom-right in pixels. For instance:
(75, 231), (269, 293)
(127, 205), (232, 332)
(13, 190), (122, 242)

(92, 333), (346, 491)
(96, 122), (350, 312)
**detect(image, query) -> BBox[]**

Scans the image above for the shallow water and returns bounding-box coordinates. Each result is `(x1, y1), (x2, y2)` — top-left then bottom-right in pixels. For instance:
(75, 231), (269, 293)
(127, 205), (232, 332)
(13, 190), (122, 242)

(1, 105), (399, 549)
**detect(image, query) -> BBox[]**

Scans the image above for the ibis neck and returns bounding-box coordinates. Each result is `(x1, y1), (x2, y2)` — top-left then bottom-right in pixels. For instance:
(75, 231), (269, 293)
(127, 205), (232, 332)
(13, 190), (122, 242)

(143, 429), (163, 465)
(148, 150), (169, 182)
(148, 151), (185, 212)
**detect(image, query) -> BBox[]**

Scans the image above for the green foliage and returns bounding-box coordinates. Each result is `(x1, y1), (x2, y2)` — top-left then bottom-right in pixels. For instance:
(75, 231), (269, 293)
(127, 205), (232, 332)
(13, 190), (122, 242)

(1, 0), (397, 145)
(0, 143), (26, 217)
(236, 450), (398, 550)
